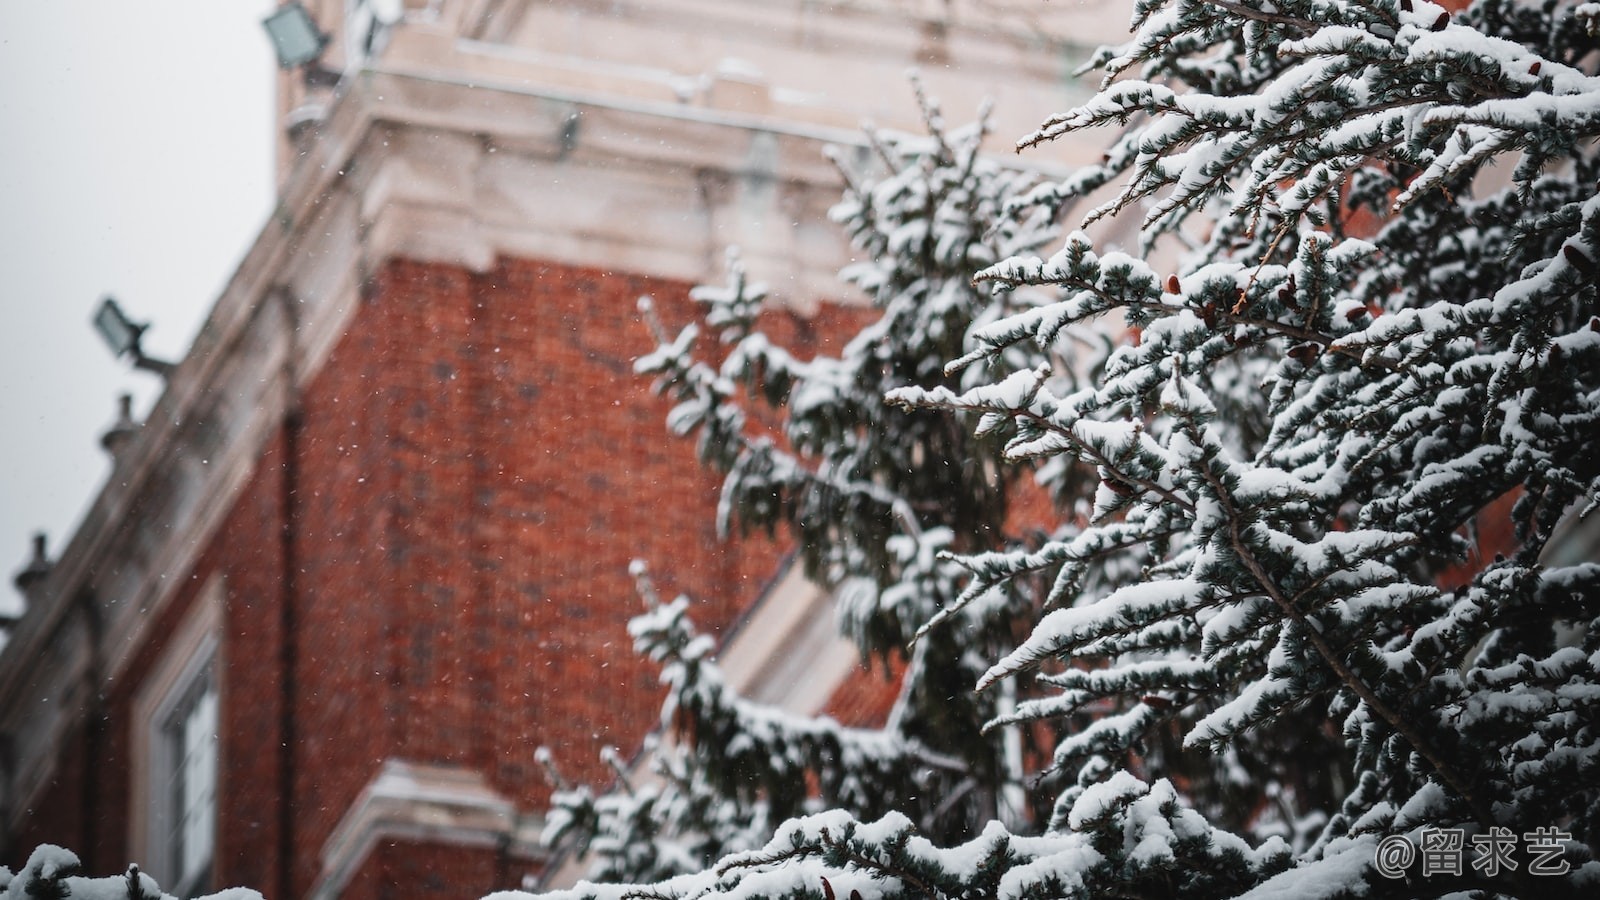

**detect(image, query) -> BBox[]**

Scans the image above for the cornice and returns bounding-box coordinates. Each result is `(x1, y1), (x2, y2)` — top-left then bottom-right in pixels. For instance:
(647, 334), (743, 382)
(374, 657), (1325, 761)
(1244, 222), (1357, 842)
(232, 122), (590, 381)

(0, 64), (882, 775)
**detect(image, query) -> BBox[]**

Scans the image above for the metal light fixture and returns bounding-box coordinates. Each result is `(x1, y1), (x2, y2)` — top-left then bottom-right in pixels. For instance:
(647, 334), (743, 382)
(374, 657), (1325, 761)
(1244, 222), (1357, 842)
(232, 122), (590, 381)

(262, 2), (340, 88)
(93, 296), (173, 376)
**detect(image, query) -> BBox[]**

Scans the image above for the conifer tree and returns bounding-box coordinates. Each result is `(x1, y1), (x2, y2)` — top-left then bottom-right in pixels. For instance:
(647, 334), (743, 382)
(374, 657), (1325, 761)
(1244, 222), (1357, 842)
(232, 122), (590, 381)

(523, 0), (1600, 896)
(539, 85), (1084, 882)
(0, 845), (261, 900)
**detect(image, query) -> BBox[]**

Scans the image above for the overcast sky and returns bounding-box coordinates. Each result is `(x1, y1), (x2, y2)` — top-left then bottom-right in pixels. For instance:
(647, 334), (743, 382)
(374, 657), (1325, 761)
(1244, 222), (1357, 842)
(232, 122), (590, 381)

(0, 3), (276, 609)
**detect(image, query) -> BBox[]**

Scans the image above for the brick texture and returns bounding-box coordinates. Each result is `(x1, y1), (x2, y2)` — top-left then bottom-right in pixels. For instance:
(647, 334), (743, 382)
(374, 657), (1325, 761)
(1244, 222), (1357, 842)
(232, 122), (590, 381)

(6, 253), (874, 898)
(341, 838), (506, 900)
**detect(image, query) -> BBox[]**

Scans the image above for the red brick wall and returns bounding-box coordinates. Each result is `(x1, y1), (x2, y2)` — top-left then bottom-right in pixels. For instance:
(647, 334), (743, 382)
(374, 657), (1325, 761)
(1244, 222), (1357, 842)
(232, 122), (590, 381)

(54, 432), (295, 893)
(467, 259), (792, 807)
(252, 255), (852, 896)
(341, 838), (507, 900)
(5, 253), (860, 898)
(270, 255), (858, 895)
(213, 432), (294, 898)
(7, 715), (93, 864)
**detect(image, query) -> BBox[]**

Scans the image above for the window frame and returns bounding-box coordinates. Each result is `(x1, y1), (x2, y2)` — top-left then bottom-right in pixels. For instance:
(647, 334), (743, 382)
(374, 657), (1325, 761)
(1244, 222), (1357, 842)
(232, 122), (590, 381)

(160, 657), (218, 897)
(130, 578), (223, 897)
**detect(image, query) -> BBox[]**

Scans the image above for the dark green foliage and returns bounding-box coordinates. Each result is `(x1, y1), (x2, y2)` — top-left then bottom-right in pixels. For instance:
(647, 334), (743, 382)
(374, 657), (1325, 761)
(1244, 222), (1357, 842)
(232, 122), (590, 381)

(527, 2), (1600, 897)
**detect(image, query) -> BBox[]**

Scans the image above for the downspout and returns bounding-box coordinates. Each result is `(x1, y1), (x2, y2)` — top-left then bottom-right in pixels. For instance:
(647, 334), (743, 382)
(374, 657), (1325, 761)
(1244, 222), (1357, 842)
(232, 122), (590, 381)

(275, 289), (304, 900)
(0, 732), (13, 863)
(78, 589), (104, 867)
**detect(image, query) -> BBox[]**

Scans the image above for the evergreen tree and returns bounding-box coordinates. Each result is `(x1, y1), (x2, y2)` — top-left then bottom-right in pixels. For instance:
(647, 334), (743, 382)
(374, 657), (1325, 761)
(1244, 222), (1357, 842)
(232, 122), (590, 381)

(539, 84), (1085, 882)
(523, 0), (1600, 896)
(0, 845), (261, 900)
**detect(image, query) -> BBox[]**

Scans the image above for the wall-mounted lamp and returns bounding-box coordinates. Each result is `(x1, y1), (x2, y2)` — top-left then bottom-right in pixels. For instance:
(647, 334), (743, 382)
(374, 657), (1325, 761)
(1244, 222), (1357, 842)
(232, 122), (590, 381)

(263, 2), (341, 88)
(93, 296), (173, 377)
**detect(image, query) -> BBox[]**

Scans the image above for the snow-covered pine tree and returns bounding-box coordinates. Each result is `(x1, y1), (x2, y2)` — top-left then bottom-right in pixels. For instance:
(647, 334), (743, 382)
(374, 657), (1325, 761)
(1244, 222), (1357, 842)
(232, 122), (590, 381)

(537, 85), (1090, 883)
(0, 845), (261, 900)
(514, 1), (1600, 897)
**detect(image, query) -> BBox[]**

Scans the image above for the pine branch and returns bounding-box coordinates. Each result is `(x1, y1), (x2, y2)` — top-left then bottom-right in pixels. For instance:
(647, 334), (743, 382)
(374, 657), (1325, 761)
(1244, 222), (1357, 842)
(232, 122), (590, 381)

(1205, 466), (1494, 829)
(817, 828), (951, 900)
(1201, 0), (1316, 32)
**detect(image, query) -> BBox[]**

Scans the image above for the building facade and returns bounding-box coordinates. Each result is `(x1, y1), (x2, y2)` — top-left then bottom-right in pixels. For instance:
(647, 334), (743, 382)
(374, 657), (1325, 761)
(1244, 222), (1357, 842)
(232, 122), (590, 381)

(0, 2), (1105, 897)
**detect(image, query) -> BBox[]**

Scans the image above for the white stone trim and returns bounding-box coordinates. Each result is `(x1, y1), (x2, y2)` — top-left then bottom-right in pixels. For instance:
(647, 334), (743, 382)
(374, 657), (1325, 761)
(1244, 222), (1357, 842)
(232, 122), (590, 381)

(718, 565), (859, 714)
(129, 576), (224, 890)
(0, 0), (1093, 831)
(310, 759), (543, 900)
(538, 566), (862, 890)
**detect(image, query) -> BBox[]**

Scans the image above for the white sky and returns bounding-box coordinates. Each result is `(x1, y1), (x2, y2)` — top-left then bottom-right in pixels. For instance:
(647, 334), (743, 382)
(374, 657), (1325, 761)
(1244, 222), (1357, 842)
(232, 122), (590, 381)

(0, 3), (276, 607)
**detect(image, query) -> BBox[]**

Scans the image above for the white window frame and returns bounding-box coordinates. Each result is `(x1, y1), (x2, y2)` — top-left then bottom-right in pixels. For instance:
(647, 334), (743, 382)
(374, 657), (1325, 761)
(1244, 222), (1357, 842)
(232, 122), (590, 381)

(161, 658), (218, 897)
(131, 578), (223, 897)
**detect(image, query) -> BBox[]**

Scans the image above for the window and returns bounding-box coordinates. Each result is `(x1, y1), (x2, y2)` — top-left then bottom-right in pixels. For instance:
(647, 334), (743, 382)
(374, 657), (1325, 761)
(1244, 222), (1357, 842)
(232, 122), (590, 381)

(131, 578), (222, 899)
(163, 663), (217, 898)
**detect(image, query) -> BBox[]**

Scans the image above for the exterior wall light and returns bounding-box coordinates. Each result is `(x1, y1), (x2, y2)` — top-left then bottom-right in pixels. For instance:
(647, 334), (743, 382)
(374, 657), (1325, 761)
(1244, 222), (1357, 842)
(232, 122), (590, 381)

(262, 2), (341, 88)
(93, 296), (173, 376)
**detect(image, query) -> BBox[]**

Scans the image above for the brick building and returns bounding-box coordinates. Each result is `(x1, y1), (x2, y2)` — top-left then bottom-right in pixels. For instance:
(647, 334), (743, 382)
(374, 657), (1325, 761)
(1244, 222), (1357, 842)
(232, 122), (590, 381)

(0, 2), (1110, 898)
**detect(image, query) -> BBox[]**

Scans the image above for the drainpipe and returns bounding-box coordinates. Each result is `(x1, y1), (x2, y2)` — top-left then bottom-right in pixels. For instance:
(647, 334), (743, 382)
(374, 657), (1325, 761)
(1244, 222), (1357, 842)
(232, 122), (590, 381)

(275, 288), (304, 900)
(78, 588), (104, 867)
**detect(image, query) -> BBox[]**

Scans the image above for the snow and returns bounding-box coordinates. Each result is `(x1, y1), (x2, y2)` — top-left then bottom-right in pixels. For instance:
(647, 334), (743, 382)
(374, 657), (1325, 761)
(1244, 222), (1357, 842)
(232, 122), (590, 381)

(0, 845), (264, 900)
(1231, 835), (1380, 900)
(979, 579), (1206, 690)
(524, 0), (1600, 897)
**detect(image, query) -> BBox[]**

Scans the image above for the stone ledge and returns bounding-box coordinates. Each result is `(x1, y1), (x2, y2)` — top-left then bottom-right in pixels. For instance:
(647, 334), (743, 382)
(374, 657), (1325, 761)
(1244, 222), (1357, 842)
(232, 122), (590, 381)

(311, 759), (544, 900)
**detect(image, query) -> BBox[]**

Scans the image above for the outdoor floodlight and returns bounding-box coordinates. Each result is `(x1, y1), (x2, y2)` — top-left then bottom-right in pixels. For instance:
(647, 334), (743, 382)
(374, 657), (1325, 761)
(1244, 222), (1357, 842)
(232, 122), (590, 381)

(93, 296), (173, 377)
(93, 297), (140, 358)
(263, 2), (341, 87)
(263, 2), (330, 69)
